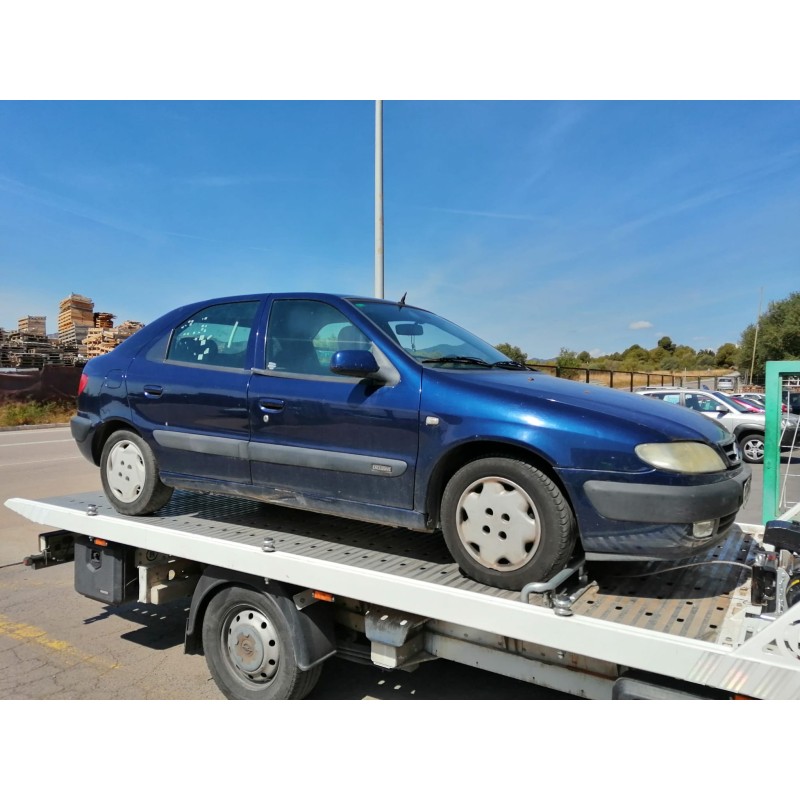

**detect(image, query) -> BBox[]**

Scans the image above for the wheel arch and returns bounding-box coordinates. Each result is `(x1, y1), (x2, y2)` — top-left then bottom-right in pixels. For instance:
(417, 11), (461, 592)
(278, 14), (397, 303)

(733, 423), (764, 442)
(90, 419), (140, 465)
(425, 440), (576, 531)
(185, 565), (336, 670)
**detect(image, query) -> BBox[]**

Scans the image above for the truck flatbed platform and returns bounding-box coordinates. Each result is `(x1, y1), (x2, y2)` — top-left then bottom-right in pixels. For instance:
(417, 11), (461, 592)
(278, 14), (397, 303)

(8, 490), (800, 699)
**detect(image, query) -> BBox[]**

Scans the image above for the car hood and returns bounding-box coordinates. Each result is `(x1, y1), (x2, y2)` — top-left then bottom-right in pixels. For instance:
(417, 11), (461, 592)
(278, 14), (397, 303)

(430, 369), (732, 444)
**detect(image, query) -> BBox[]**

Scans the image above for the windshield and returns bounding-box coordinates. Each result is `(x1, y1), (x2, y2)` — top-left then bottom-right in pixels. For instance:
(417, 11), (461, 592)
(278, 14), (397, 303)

(350, 300), (516, 368)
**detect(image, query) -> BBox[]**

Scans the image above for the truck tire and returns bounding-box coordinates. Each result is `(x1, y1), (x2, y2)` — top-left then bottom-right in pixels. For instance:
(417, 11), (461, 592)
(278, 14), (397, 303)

(100, 429), (173, 515)
(202, 586), (323, 700)
(739, 433), (765, 464)
(441, 456), (577, 591)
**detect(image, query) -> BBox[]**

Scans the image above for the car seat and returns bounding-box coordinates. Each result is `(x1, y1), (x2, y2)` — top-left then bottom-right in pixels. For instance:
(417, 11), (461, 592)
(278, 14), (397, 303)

(337, 325), (370, 351)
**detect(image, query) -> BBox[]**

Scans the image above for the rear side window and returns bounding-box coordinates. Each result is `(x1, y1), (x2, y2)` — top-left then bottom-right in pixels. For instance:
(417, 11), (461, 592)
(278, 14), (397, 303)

(167, 301), (260, 369)
(648, 392), (681, 405)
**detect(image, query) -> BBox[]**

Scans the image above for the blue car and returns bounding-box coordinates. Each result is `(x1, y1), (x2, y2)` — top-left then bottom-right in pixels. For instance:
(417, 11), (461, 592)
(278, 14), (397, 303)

(72, 292), (751, 590)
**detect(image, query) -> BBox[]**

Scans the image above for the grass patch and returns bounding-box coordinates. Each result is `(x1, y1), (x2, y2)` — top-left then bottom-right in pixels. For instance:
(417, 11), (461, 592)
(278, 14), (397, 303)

(0, 401), (74, 428)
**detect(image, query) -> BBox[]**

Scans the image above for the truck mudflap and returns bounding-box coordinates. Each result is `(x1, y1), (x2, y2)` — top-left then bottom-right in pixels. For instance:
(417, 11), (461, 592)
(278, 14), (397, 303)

(184, 565), (337, 670)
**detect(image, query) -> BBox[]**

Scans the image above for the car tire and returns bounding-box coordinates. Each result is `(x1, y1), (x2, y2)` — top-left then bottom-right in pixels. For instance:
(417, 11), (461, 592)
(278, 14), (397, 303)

(441, 456), (577, 591)
(202, 586), (323, 700)
(100, 429), (174, 515)
(739, 433), (765, 465)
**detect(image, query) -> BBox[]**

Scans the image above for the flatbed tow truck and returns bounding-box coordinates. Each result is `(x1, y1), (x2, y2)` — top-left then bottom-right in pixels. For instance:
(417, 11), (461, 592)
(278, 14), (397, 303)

(7, 489), (800, 700)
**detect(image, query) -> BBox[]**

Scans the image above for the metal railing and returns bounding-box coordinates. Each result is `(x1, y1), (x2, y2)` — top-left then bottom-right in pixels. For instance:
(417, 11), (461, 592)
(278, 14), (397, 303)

(527, 364), (740, 393)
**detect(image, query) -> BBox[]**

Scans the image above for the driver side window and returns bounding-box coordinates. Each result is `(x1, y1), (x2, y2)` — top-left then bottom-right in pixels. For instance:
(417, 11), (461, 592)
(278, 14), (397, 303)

(265, 299), (373, 377)
(694, 394), (721, 413)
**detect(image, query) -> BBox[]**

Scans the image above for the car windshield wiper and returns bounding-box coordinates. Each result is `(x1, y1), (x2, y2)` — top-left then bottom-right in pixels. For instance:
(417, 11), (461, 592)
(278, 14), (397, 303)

(422, 355), (492, 367)
(490, 360), (535, 371)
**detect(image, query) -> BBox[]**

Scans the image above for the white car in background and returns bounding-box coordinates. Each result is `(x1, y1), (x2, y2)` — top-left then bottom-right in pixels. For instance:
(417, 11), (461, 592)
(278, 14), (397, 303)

(635, 387), (800, 464)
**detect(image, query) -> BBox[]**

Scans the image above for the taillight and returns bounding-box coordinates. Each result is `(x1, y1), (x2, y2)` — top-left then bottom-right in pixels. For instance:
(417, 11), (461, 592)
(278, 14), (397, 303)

(78, 373), (89, 395)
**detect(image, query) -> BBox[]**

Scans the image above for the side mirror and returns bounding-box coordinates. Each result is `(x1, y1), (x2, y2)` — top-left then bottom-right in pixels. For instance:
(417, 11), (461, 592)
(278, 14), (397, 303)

(714, 405), (729, 414)
(330, 350), (380, 379)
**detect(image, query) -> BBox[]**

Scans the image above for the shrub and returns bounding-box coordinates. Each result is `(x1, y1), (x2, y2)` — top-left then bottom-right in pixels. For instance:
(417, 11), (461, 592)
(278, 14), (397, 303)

(0, 401), (74, 428)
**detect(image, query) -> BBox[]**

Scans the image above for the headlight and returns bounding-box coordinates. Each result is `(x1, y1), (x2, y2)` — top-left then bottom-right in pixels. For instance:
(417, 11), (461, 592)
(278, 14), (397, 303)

(635, 442), (726, 473)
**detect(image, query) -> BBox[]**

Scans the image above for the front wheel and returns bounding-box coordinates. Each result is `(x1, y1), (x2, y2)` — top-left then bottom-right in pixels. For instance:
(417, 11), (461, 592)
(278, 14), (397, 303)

(202, 586), (323, 700)
(739, 433), (764, 464)
(100, 429), (173, 515)
(441, 457), (577, 591)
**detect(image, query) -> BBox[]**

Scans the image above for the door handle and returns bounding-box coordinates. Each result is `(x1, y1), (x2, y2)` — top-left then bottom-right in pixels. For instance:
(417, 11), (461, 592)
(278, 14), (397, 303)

(144, 385), (163, 398)
(258, 398), (285, 412)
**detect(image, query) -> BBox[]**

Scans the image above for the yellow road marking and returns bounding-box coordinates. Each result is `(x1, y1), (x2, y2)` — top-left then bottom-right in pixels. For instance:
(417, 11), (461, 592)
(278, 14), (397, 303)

(0, 613), (119, 670)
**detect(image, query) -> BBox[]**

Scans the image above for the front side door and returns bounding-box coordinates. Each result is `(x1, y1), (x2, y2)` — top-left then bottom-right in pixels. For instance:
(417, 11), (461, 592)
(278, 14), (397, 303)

(247, 298), (421, 510)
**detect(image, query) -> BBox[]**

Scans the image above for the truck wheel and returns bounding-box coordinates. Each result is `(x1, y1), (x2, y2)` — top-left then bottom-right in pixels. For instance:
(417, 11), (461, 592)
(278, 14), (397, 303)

(441, 457), (576, 591)
(739, 434), (764, 464)
(100, 429), (173, 515)
(202, 586), (323, 700)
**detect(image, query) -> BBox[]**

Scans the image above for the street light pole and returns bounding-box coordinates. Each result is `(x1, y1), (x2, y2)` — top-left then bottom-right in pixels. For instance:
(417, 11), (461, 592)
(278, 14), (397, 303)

(375, 100), (384, 299)
(749, 286), (763, 385)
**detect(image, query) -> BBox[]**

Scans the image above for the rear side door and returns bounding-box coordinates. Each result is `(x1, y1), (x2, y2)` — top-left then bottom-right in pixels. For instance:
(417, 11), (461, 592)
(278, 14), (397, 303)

(247, 297), (421, 510)
(126, 299), (263, 484)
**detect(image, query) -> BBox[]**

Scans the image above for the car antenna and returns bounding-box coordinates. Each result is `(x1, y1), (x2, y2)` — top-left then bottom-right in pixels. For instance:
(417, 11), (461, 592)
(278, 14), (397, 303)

(398, 292), (407, 307)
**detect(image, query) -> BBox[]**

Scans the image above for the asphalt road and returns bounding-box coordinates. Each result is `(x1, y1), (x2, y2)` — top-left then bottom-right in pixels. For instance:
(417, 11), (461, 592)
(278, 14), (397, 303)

(2, 425), (798, 701)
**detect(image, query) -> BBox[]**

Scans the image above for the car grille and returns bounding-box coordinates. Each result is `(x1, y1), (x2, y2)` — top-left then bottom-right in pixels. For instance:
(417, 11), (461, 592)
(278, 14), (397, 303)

(720, 437), (741, 467)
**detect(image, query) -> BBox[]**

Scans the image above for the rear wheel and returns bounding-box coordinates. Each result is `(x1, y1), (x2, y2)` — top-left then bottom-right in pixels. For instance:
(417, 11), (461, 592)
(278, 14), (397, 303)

(441, 457), (577, 591)
(739, 433), (764, 464)
(202, 586), (323, 700)
(100, 429), (173, 515)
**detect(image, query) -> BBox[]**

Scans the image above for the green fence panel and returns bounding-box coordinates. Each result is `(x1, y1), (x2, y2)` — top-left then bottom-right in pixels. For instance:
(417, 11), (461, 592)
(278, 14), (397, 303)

(763, 360), (800, 523)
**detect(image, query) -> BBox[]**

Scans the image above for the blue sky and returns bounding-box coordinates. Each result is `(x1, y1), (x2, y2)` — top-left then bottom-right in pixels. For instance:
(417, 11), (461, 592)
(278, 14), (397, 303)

(2, 100), (798, 359)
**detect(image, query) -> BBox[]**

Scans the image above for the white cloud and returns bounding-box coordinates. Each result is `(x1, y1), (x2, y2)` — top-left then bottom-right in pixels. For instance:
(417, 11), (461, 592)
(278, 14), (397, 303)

(629, 320), (653, 330)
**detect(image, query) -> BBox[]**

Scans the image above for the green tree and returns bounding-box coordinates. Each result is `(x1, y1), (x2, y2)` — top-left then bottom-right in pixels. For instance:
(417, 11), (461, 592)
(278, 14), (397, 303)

(648, 346), (670, 368)
(495, 342), (528, 364)
(657, 336), (676, 353)
(715, 342), (739, 368)
(556, 347), (582, 379)
(621, 344), (651, 370)
(673, 345), (697, 369)
(738, 291), (800, 382)
(696, 351), (715, 369)
(577, 350), (591, 363)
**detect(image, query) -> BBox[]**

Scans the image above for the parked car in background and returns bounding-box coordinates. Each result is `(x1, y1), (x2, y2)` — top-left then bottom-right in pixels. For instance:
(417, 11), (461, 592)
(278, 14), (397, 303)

(71, 292), (751, 591)
(732, 393), (788, 413)
(717, 377), (735, 391)
(730, 394), (771, 412)
(785, 392), (800, 415)
(636, 386), (800, 464)
(736, 391), (800, 415)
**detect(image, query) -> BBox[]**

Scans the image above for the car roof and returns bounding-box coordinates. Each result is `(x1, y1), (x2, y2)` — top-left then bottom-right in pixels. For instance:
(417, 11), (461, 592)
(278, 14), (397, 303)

(636, 386), (714, 392)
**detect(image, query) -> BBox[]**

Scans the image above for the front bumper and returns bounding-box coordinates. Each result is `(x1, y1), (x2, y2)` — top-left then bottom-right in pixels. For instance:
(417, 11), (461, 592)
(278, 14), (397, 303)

(569, 465), (751, 560)
(584, 466), (751, 524)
